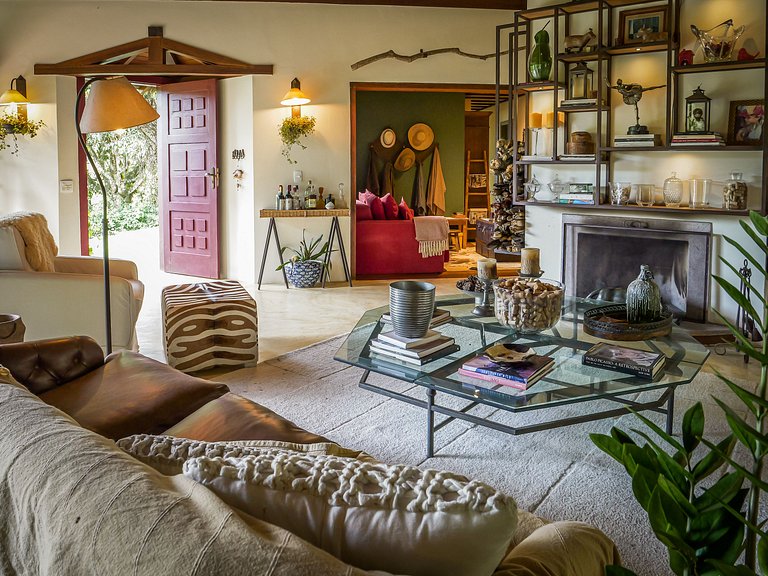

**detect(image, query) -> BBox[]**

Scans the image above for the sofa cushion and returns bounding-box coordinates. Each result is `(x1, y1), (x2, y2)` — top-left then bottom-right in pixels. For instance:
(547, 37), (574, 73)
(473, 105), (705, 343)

(118, 433), (372, 476)
(184, 453), (518, 576)
(163, 393), (331, 444)
(0, 227), (28, 270)
(381, 193), (399, 219)
(0, 381), (376, 576)
(360, 191), (385, 220)
(355, 200), (372, 221)
(39, 351), (229, 439)
(398, 198), (413, 220)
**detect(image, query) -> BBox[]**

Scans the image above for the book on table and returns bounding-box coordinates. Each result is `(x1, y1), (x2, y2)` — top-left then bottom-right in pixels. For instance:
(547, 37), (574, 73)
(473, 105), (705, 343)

(460, 343), (554, 389)
(381, 308), (451, 329)
(376, 329), (444, 349)
(370, 334), (456, 359)
(582, 342), (666, 380)
(369, 343), (460, 366)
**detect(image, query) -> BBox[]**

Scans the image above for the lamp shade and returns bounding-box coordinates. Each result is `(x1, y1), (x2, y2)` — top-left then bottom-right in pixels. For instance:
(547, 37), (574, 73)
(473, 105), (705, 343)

(0, 89), (29, 105)
(280, 77), (310, 107)
(79, 77), (159, 134)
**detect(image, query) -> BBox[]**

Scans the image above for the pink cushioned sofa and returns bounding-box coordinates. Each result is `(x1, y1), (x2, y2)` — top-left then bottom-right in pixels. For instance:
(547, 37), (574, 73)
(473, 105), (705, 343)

(355, 219), (446, 276)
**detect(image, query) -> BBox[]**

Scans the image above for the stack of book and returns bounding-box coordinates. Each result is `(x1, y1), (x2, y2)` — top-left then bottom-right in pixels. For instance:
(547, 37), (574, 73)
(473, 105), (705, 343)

(582, 342), (666, 380)
(560, 98), (599, 108)
(558, 193), (595, 204)
(368, 330), (458, 366)
(670, 132), (725, 147)
(613, 134), (661, 147)
(381, 308), (452, 329)
(558, 153), (596, 161)
(459, 346), (554, 390)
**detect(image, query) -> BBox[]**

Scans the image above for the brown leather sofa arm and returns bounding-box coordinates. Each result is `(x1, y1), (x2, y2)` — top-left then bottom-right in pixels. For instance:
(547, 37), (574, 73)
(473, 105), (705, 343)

(0, 336), (104, 395)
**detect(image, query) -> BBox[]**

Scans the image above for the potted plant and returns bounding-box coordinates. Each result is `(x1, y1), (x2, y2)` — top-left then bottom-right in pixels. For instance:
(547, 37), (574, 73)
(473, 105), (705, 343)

(590, 210), (768, 576)
(276, 230), (332, 288)
(0, 112), (45, 156)
(278, 115), (316, 164)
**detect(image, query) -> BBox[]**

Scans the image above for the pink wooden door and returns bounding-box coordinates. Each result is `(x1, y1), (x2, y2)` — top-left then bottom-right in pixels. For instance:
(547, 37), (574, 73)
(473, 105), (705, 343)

(159, 79), (219, 278)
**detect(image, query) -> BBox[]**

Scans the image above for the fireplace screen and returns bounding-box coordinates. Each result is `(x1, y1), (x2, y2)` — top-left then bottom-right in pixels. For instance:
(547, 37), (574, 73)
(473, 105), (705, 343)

(563, 215), (712, 322)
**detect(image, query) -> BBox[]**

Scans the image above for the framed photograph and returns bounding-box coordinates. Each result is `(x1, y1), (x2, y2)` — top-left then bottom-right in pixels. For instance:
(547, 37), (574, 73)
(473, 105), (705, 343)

(469, 173), (488, 189)
(618, 6), (667, 45)
(727, 99), (765, 145)
(467, 208), (488, 225)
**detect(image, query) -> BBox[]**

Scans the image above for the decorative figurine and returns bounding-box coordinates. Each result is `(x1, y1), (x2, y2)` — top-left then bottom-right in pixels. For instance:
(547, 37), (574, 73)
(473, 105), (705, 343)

(738, 47), (760, 61)
(607, 79), (666, 135)
(626, 265), (663, 324)
(528, 21), (552, 82)
(563, 28), (597, 54)
(678, 49), (695, 66)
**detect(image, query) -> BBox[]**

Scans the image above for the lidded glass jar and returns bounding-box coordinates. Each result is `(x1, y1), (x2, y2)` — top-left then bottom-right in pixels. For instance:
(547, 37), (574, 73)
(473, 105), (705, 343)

(723, 171), (748, 211)
(524, 174), (541, 201)
(663, 171), (683, 207)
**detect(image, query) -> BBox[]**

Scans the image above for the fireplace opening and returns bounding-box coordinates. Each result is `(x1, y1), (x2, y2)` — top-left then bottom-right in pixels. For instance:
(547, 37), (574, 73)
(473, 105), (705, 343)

(563, 215), (712, 322)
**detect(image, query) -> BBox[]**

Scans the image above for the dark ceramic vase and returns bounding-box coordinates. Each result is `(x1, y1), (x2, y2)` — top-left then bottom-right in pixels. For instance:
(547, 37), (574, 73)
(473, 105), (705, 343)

(626, 265), (663, 324)
(528, 28), (552, 82)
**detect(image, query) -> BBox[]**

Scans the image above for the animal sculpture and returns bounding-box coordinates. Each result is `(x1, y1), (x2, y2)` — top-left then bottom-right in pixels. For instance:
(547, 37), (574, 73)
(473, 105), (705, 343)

(564, 29), (597, 53)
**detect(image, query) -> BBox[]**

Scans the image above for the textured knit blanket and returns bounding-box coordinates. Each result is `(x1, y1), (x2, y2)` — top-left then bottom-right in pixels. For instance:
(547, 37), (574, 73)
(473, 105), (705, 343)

(0, 211), (57, 271)
(413, 216), (449, 258)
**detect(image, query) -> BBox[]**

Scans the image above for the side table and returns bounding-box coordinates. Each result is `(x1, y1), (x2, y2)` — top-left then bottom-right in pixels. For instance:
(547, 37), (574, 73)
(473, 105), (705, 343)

(257, 209), (353, 289)
(0, 314), (25, 344)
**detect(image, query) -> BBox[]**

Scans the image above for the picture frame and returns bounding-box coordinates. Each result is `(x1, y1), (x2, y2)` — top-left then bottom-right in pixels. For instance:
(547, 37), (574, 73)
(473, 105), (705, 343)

(467, 208), (488, 225)
(469, 173), (488, 189)
(618, 6), (667, 45)
(727, 99), (765, 145)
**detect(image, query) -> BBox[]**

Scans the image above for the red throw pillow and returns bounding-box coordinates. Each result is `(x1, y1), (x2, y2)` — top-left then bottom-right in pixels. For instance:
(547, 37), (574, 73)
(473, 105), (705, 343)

(355, 200), (373, 221)
(381, 193), (399, 219)
(367, 196), (385, 220)
(398, 198), (414, 220)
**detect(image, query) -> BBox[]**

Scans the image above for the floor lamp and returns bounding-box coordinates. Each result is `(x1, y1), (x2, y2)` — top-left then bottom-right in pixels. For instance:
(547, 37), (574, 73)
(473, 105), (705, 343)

(76, 77), (159, 354)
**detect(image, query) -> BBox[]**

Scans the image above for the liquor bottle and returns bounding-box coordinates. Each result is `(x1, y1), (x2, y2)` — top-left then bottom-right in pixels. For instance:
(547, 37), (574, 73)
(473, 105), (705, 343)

(293, 186), (301, 209)
(305, 180), (315, 209)
(285, 186), (294, 210)
(276, 185), (285, 210)
(318, 186), (325, 208)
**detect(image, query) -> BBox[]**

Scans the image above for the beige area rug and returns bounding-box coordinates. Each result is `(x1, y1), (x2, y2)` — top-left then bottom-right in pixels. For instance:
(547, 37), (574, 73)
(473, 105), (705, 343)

(444, 244), (520, 275)
(212, 337), (750, 576)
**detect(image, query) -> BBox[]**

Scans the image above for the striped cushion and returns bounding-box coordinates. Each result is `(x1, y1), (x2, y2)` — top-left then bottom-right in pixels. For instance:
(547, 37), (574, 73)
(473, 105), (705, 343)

(162, 280), (258, 373)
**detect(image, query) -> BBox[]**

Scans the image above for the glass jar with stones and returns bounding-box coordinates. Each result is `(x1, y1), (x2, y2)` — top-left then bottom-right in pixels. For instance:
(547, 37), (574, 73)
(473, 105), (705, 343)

(493, 278), (564, 333)
(723, 171), (748, 210)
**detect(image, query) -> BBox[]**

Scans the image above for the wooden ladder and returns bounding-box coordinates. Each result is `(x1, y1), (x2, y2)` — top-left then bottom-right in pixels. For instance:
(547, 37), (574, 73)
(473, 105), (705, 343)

(464, 149), (490, 214)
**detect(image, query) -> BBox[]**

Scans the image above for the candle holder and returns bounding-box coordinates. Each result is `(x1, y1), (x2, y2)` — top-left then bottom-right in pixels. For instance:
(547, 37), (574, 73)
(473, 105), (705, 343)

(471, 278), (496, 317)
(518, 270), (545, 279)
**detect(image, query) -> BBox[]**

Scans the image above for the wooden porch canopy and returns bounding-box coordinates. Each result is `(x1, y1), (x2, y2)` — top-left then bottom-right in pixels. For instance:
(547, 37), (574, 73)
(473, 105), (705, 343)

(35, 27), (273, 78)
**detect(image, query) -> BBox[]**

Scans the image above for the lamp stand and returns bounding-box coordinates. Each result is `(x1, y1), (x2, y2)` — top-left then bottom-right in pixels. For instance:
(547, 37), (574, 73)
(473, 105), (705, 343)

(75, 77), (112, 355)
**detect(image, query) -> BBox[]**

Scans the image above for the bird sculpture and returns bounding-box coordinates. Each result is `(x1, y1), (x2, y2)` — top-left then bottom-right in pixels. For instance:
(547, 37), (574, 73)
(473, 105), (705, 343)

(626, 265), (663, 324)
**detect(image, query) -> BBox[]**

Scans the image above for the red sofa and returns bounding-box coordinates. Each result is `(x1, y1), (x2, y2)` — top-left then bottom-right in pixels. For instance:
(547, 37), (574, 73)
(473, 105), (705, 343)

(356, 219), (446, 276)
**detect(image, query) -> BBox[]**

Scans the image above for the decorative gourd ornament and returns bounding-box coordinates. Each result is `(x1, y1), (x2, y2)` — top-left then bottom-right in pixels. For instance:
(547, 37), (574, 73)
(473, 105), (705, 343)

(528, 21), (552, 82)
(626, 265), (663, 324)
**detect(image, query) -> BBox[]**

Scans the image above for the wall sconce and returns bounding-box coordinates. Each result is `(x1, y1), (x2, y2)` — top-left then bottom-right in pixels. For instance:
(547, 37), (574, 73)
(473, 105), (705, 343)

(280, 77), (311, 118)
(0, 76), (29, 122)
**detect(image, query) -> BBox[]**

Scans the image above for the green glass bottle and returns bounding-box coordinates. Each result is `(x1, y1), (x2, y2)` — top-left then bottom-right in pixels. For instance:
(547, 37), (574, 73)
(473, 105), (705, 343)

(528, 22), (552, 82)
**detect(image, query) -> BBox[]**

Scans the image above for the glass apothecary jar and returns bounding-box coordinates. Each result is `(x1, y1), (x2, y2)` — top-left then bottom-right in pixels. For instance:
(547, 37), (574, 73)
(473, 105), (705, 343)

(723, 172), (748, 210)
(663, 171), (683, 207)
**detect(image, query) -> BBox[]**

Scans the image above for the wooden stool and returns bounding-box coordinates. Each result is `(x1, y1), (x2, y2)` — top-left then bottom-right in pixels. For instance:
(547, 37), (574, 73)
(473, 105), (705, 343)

(446, 216), (468, 250)
(162, 281), (258, 373)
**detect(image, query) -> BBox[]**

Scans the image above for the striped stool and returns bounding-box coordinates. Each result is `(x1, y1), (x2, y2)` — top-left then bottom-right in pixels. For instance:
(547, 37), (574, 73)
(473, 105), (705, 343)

(161, 280), (258, 373)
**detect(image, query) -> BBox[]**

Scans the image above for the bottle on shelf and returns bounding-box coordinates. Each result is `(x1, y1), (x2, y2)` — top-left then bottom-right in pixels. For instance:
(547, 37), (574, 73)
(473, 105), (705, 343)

(276, 185), (285, 210)
(318, 186), (325, 208)
(723, 172), (747, 210)
(305, 180), (317, 209)
(338, 183), (345, 208)
(285, 186), (294, 210)
(663, 172), (683, 208)
(293, 186), (301, 209)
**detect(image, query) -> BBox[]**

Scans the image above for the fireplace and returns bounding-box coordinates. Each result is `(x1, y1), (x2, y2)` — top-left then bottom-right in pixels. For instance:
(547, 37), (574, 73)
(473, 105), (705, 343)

(562, 215), (712, 322)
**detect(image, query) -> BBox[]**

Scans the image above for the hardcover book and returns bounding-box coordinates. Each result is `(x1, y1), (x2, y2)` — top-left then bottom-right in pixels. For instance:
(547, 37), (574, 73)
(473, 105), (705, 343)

(370, 335), (456, 359)
(370, 344), (460, 366)
(377, 329), (443, 349)
(461, 343), (554, 386)
(582, 342), (666, 379)
(381, 309), (451, 329)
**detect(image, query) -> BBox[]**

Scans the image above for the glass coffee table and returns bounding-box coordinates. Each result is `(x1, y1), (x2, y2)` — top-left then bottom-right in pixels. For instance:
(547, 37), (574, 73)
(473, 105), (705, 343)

(334, 295), (710, 457)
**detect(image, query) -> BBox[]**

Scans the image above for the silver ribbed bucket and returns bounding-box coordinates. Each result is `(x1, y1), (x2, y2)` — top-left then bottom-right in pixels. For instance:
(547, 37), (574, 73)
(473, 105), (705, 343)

(389, 281), (436, 338)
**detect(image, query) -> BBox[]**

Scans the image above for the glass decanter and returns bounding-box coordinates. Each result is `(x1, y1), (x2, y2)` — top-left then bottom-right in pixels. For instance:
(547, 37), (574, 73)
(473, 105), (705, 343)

(663, 171), (683, 207)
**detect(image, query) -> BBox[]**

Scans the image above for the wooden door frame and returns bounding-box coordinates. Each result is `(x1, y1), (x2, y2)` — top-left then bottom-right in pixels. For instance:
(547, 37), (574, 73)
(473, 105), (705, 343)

(348, 81), (503, 277)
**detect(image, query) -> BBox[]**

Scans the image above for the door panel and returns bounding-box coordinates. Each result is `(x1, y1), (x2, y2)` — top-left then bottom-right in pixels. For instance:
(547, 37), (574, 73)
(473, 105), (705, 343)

(159, 79), (219, 278)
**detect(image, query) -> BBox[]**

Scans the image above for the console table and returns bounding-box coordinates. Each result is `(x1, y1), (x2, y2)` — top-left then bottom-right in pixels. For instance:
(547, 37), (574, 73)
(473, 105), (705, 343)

(257, 209), (352, 289)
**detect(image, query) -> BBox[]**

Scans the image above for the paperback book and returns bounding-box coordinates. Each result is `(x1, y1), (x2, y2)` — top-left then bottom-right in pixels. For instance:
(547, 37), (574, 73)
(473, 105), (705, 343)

(582, 342), (666, 380)
(458, 363), (554, 390)
(376, 329), (443, 349)
(370, 344), (460, 366)
(461, 343), (554, 388)
(370, 334), (456, 359)
(381, 308), (451, 329)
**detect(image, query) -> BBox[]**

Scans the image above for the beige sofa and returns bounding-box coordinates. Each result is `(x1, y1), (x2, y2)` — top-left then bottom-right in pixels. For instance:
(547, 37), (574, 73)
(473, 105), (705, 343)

(0, 224), (144, 351)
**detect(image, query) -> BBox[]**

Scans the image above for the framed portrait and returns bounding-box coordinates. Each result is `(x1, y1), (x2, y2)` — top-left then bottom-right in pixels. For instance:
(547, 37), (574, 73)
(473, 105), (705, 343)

(727, 99), (765, 145)
(467, 208), (488, 225)
(618, 7), (667, 45)
(469, 173), (488, 189)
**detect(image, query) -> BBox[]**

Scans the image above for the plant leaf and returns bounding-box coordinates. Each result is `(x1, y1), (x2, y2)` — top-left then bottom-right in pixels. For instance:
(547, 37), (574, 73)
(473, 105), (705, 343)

(712, 397), (767, 457)
(691, 434), (735, 481)
(648, 486), (689, 541)
(631, 428), (691, 487)
(629, 409), (686, 453)
(705, 561), (755, 576)
(749, 210), (768, 236)
(657, 475), (697, 516)
(631, 466), (659, 511)
(740, 218), (768, 258)
(715, 370), (768, 416)
(712, 274), (762, 329)
(711, 310), (768, 364)
(701, 438), (768, 493)
(719, 256), (767, 311)
(590, 433), (625, 464)
(722, 233), (767, 278)
(694, 471), (745, 513)
(682, 402), (705, 453)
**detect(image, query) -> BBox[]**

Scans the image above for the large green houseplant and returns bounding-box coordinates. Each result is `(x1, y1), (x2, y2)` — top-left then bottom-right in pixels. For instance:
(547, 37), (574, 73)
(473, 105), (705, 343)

(591, 210), (768, 576)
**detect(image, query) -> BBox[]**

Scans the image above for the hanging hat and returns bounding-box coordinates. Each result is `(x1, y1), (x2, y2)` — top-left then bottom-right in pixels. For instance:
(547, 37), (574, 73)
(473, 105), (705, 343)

(380, 128), (396, 148)
(394, 147), (415, 172)
(408, 123), (434, 150)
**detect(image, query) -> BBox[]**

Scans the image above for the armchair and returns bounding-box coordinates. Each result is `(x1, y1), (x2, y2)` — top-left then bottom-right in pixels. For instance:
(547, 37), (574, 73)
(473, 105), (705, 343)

(0, 224), (144, 351)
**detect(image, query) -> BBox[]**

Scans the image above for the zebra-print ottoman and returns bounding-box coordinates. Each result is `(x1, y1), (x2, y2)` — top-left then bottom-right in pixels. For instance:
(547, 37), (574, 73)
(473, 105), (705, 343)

(161, 280), (258, 373)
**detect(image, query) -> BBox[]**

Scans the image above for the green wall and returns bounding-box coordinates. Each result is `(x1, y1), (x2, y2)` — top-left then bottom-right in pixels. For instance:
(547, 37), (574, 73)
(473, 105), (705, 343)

(355, 91), (466, 216)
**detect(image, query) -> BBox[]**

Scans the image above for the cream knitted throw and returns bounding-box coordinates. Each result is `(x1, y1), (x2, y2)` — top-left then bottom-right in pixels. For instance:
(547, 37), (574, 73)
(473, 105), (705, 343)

(413, 216), (449, 258)
(0, 211), (57, 271)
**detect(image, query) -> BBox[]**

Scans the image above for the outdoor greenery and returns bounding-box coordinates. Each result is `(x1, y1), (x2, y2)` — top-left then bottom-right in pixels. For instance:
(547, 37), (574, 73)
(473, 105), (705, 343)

(87, 86), (158, 239)
(0, 112), (45, 156)
(278, 115), (316, 164)
(276, 230), (332, 271)
(591, 210), (768, 576)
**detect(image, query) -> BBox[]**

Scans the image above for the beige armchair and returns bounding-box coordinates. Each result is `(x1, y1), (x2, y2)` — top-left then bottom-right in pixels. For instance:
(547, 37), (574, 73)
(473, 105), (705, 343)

(0, 225), (144, 351)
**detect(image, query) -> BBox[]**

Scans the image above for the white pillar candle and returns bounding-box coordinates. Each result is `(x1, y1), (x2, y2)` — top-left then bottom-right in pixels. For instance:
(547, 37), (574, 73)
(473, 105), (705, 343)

(477, 258), (498, 280)
(520, 248), (540, 276)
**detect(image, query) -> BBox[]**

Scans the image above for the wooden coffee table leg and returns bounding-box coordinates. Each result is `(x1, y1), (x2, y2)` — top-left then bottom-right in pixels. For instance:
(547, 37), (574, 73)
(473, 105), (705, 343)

(426, 388), (436, 458)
